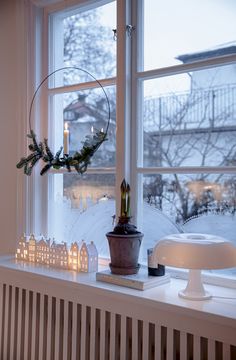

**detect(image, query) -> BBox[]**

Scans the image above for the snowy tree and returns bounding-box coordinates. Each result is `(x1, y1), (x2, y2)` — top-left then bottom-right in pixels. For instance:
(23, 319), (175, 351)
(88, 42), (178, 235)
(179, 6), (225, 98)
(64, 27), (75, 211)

(63, 8), (116, 80)
(143, 85), (236, 223)
(62, 8), (116, 168)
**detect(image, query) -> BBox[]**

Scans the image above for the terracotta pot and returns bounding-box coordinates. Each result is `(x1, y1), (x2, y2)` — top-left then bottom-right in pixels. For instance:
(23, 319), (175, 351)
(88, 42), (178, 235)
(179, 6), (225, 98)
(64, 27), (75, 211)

(106, 232), (143, 275)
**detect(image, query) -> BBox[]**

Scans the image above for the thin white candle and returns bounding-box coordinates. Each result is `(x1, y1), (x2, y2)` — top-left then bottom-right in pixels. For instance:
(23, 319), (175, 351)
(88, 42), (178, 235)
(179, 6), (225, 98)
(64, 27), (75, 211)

(64, 122), (69, 155)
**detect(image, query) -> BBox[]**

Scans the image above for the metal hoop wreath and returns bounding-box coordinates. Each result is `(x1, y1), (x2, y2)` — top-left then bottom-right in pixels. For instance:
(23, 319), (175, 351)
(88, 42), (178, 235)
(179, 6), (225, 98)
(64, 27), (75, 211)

(16, 67), (111, 176)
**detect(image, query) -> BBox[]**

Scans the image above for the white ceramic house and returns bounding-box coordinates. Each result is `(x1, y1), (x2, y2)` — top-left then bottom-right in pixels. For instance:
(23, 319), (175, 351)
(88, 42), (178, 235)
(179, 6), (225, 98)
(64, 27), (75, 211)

(69, 241), (80, 270)
(16, 235), (98, 273)
(50, 241), (68, 269)
(15, 234), (28, 260)
(80, 241), (98, 273)
(28, 234), (36, 263)
(36, 237), (50, 265)
(49, 240), (57, 267)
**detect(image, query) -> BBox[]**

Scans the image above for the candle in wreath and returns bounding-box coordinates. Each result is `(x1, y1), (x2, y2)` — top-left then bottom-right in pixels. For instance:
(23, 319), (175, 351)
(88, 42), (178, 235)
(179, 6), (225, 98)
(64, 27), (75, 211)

(63, 122), (69, 154)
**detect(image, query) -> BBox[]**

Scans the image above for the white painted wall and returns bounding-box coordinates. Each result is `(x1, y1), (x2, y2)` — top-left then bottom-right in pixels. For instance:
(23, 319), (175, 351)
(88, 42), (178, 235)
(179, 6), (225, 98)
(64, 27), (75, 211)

(0, 0), (27, 253)
(192, 64), (236, 89)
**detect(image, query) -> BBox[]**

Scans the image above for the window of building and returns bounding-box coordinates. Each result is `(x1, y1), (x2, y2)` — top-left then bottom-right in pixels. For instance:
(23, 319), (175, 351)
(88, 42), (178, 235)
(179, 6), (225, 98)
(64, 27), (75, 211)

(32, 0), (236, 281)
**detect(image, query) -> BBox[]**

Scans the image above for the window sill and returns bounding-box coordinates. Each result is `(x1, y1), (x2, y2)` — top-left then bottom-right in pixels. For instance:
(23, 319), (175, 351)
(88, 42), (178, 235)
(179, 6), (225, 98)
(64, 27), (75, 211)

(0, 255), (235, 328)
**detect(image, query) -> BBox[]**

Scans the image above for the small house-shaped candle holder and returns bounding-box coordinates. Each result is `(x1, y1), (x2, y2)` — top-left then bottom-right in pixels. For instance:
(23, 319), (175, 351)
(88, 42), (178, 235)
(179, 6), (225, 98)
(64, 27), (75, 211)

(16, 235), (98, 273)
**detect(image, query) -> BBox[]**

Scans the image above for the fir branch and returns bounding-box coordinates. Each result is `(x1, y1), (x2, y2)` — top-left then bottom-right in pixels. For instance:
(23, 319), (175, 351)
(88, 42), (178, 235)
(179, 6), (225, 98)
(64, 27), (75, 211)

(55, 146), (63, 160)
(44, 138), (54, 161)
(17, 125), (108, 176)
(16, 157), (27, 169)
(40, 163), (52, 176)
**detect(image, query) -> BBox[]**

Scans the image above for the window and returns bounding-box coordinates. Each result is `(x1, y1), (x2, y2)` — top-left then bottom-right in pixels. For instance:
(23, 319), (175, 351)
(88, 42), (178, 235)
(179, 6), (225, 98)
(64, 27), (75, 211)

(32, 0), (236, 280)
(45, 1), (116, 258)
(137, 1), (236, 279)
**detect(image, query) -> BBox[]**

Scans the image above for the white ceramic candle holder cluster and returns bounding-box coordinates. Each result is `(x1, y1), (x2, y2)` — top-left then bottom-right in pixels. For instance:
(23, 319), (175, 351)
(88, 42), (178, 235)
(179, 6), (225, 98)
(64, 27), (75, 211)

(15, 234), (98, 273)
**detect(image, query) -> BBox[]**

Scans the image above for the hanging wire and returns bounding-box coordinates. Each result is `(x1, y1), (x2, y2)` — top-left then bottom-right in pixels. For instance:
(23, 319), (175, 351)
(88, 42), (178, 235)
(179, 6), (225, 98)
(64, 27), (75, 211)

(17, 67), (111, 176)
(28, 66), (111, 135)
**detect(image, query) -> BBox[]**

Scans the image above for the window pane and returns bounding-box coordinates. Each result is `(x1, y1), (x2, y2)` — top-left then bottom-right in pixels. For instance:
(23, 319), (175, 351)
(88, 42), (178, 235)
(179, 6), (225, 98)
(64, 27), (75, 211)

(62, 1), (116, 84)
(48, 173), (115, 258)
(141, 173), (236, 277)
(143, 0), (236, 70)
(52, 86), (116, 167)
(143, 64), (236, 167)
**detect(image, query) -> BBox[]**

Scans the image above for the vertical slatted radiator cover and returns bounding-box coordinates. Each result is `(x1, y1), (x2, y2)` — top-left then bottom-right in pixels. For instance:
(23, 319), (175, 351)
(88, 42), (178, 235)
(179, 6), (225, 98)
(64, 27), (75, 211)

(0, 259), (235, 360)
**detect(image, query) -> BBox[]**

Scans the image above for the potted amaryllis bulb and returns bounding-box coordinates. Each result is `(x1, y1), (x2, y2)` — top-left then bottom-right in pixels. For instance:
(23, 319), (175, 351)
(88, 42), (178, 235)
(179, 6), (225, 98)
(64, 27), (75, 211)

(106, 179), (143, 275)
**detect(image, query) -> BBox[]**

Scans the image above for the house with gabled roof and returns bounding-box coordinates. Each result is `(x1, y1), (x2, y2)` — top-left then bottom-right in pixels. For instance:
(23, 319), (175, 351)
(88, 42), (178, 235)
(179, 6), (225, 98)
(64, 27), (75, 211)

(28, 234), (36, 262)
(15, 234), (28, 261)
(80, 241), (98, 273)
(50, 241), (68, 269)
(69, 241), (80, 270)
(36, 237), (50, 264)
(16, 234), (98, 273)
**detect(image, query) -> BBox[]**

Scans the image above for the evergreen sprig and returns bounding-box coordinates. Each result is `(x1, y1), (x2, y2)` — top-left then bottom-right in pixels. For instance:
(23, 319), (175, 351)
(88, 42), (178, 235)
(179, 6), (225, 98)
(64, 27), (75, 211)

(16, 67), (110, 177)
(16, 129), (107, 176)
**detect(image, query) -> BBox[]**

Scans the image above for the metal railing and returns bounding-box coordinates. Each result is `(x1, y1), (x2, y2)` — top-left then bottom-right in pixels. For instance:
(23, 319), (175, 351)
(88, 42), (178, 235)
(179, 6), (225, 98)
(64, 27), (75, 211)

(144, 84), (236, 133)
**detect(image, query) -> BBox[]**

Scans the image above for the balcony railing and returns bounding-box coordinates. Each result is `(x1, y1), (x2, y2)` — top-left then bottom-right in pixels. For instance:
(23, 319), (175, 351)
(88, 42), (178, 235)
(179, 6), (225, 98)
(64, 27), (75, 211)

(144, 84), (236, 134)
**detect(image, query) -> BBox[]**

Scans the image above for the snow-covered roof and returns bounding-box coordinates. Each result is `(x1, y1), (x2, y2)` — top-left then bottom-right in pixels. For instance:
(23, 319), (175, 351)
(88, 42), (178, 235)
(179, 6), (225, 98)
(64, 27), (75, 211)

(177, 42), (236, 63)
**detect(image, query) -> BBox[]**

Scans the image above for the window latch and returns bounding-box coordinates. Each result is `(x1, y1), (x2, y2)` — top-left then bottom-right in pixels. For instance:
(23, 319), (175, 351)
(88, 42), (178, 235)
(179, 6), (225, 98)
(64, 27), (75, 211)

(126, 25), (135, 37)
(112, 29), (117, 40)
(112, 25), (135, 41)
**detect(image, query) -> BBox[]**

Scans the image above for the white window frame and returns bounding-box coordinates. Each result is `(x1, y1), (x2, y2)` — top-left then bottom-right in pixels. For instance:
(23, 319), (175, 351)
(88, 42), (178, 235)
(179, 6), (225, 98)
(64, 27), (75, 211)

(131, 0), (236, 288)
(131, 0), (236, 228)
(26, 0), (236, 288)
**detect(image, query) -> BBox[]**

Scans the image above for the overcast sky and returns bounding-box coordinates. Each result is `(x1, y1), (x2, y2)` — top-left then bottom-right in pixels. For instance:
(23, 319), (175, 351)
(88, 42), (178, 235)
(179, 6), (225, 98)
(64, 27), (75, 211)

(144, 0), (236, 70)
(101, 0), (236, 96)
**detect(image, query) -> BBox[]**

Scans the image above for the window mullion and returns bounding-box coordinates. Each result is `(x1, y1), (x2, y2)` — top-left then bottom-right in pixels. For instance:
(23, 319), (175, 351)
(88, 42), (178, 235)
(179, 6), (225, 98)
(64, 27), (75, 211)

(48, 167), (116, 174)
(130, 0), (143, 228)
(137, 166), (236, 174)
(137, 54), (236, 81)
(48, 77), (116, 95)
(47, 8), (65, 241)
(28, 3), (49, 237)
(116, 0), (132, 217)
(33, 5), (50, 237)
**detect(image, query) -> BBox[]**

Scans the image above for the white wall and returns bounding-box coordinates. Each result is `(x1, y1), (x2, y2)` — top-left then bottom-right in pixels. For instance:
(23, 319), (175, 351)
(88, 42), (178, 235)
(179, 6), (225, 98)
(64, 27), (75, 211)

(0, 0), (27, 253)
(192, 64), (236, 89)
